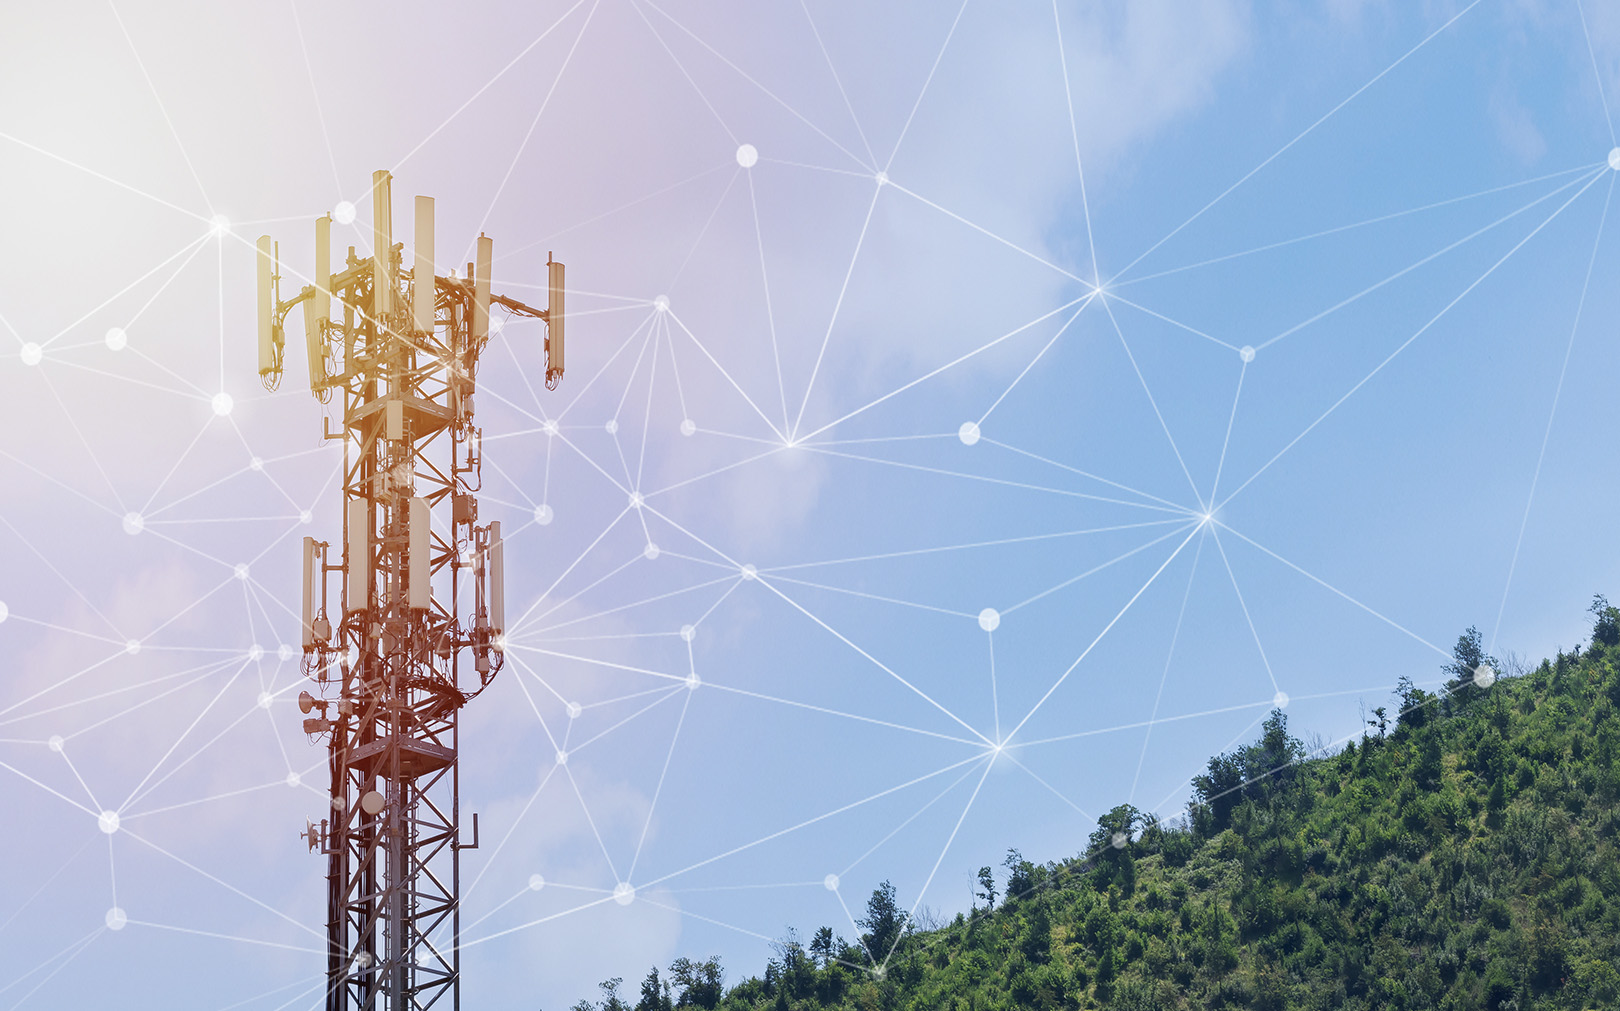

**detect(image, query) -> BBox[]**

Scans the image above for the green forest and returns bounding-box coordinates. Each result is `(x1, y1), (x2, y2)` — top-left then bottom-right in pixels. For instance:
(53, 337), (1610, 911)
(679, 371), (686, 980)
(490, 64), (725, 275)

(562, 598), (1620, 1011)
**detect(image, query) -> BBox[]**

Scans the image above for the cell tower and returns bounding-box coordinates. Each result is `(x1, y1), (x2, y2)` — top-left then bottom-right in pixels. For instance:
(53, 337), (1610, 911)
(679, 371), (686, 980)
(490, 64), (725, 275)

(256, 170), (564, 1010)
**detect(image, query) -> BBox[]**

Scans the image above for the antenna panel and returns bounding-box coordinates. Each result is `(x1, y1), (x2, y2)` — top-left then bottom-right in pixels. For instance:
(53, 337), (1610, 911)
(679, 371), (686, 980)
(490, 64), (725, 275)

(257, 235), (277, 375)
(372, 169), (393, 317)
(488, 521), (504, 637)
(313, 214), (331, 328)
(413, 196), (435, 334)
(301, 536), (318, 649)
(346, 498), (370, 614)
(547, 258), (565, 379)
(473, 234), (492, 342)
(408, 497), (430, 611)
(304, 298), (328, 390)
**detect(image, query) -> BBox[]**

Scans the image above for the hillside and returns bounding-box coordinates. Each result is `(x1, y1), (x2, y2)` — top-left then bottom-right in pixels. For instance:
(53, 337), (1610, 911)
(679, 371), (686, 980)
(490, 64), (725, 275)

(565, 600), (1620, 1011)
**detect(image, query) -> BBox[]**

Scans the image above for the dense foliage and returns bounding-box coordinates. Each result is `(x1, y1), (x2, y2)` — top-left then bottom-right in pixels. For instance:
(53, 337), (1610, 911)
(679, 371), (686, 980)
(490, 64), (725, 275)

(565, 600), (1620, 1010)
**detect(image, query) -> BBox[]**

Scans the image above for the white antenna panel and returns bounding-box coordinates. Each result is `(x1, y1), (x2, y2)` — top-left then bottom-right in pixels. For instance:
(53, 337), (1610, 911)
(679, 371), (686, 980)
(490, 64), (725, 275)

(547, 257), (565, 378)
(301, 536), (318, 649)
(347, 498), (370, 613)
(371, 169), (393, 317)
(257, 235), (276, 375)
(412, 196), (435, 334)
(473, 234), (492, 342)
(304, 295), (328, 390)
(313, 214), (331, 329)
(488, 521), (504, 637)
(408, 497), (430, 611)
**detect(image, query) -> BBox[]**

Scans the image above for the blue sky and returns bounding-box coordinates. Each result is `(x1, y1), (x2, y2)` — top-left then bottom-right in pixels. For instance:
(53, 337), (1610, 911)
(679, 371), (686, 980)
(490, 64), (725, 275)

(3, 1), (1620, 1007)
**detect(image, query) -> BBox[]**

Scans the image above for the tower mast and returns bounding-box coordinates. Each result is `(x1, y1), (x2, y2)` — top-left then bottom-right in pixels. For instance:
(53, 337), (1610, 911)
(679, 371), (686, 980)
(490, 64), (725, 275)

(257, 170), (565, 1009)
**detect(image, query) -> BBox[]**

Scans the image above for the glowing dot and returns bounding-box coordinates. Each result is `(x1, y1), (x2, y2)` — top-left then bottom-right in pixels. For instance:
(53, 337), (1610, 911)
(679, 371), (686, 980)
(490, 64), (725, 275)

(654, 295), (669, 312)
(685, 673), (700, 691)
(555, 750), (568, 766)
(493, 634), (508, 651)
(871, 966), (886, 981)
(122, 512), (144, 535)
(567, 701), (582, 719)
(105, 907), (127, 931)
(680, 624), (695, 642)
(105, 327), (127, 351)
(211, 392), (234, 416)
(125, 639), (141, 655)
(286, 771), (301, 787)
(614, 882), (636, 906)
(534, 504), (553, 525)
(823, 874), (839, 891)
(528, 874), (546, 891)
(736, 143), (758, 168)
(741, 564), (757, 580)
(330, 795), (345, 811)
(1273, 691), (1289, 709)
(47, 735), (63, 752)
(629, 492), (644, 510)
(278, 643), (295, 661)
(299, 510), (313, 524)
(234, 563), (250, 581)
(978, 608), (1000, 632)
(543, 420), (559, 436)
(360, 791), (385, 815)
(248, 644), (263, 661)
(1473, 664), (1496, 688)
(958, 422), (980, 446)
(644, 543), (660, 560)
(606, 419), (619, 435)
(1239, 345), (1256, 364)
(20, 343), (41, 366)
(98, 810), (120, 834)
(352, 951), (373, 969)
(876, 171), (889, 186)
(0, 600), (7, 622)
(257, 691), (273, 709)
(333, 201), (356, 225)
(680, 419), (695, 437)
(489, 316), (505, 335)
(1111, 831), (1128, 850)
(1610, 148), (1620, 171)
(210, 214), (230, 235)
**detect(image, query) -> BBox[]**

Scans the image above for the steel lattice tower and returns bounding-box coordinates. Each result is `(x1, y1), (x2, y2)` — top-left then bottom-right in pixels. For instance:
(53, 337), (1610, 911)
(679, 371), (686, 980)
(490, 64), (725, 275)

(256, 170), (564, 1010)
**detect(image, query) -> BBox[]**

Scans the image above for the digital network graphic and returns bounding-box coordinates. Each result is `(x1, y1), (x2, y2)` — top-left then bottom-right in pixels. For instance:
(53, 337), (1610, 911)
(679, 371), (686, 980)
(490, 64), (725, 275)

(3, 2), (1620, 1008)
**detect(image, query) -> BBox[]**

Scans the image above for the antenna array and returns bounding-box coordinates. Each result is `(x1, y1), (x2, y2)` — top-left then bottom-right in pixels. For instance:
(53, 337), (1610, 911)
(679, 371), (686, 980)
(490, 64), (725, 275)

(257, 169), (565, 1010)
